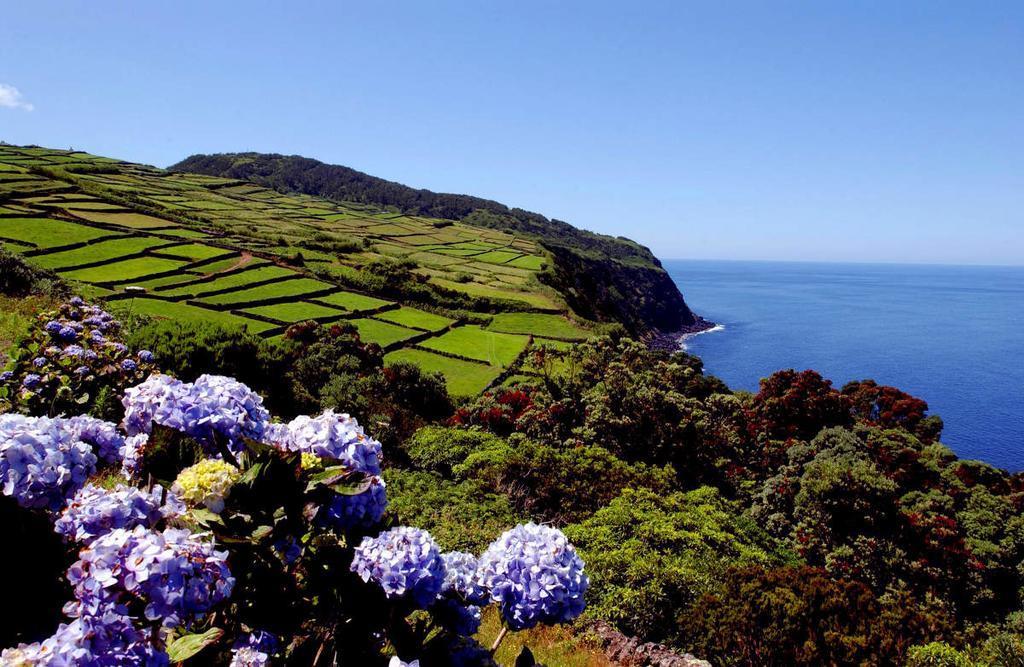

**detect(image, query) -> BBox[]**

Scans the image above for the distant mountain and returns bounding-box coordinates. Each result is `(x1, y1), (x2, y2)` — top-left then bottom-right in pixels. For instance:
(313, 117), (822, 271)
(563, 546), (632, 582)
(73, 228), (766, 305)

(170, 152), (705, 335)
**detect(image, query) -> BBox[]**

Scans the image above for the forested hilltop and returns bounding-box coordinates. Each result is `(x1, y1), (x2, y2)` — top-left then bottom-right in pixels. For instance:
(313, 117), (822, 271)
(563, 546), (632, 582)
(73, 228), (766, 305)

(170, 152), (703, 335)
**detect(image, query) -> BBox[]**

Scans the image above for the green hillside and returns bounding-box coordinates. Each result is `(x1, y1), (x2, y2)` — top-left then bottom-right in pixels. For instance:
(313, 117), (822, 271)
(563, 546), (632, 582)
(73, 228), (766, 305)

(170, 152), (705, 334)
(0, 144), (598, 396)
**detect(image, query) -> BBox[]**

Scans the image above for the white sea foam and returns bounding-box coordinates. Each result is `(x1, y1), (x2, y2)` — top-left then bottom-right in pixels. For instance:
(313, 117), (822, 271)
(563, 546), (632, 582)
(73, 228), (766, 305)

(678, 324), (725, 351)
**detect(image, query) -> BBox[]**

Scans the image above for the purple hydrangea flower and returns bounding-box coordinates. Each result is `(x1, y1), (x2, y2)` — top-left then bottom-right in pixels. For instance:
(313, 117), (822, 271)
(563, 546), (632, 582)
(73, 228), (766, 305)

(122, 374), (269, 456)
(66, 526), (234, 628)
(121, 359), (138, 372)
(111, 342), (128, 355)
(1, 602), (169, 666)
(61, 414), (124, 463)
(230, 631), (279, 666)
(22, 373), (42, 388)
(120, 433), (149, 478)
(268, 410), (382, 475)
(32, 357), (48, 368)
(58, 325), (79, 342)
(90, 330), (107, 344)
(138, 350), (155, 363)
(45, 320), (63, 335)
(440, 551), (488, 605)
(0, 414), (98, 511)
(476, 523), (588, 630)
(69, 296), (84, 306)
(83, 349), (99, 362)
(351, 527), (446, 608)
(319, 476), (387, 530)
(431, 598), (482, 636)
(55, 483), (184, 544)
(0, 371), (12, 382)
(75, 365), (91, 376)
(62, 344), (85, 358)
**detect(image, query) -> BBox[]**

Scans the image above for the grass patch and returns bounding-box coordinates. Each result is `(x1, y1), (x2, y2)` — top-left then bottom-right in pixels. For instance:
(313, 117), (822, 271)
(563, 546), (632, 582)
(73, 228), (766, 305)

(477, 608), (612, 667)
(374, 307), (453, 332)
(29, 237), (172, 270)
(199, 278), (334, 305)
(487, 312), (591, 340)
(242, 301), (345, 322)
(420, 325), (529, 367)
(158, 265), (296, 297)
(113, 298), (275, 333)
(349, 318), (419, 347)
(384, 348), (501, 397)
(0, 294), (62, 366)
(316, 291), (392, 312)
(61, 256), (185, 283)
(71, 210), (174, 229)
(0, 218), (118, 248)
(155, 243), (234, 261)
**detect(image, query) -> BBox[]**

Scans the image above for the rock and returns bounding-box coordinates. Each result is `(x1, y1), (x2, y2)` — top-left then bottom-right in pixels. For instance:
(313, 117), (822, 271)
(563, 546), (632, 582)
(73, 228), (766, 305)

(588, 621), (711, 667)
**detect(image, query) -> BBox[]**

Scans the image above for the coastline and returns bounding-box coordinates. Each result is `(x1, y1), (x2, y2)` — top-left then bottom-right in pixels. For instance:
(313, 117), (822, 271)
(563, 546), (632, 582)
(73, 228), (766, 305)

(647, 316), (719, 352)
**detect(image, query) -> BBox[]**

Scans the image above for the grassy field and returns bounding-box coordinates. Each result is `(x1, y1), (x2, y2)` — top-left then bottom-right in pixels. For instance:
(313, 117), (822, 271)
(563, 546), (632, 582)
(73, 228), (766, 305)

(242, 301), (345, 323)
(0, 144), (599, 397)
(384, 348), (502, 396)
(420, 325), (530, 367)
(0, 217), (118, 248)
(375, 306), (453, 331)
(487, 312), (591, 340)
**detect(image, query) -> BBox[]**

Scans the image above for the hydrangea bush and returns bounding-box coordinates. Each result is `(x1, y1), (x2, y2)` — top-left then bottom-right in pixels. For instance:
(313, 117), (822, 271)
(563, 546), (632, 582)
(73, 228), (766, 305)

(0, 298), (156, 418)
(0, 330), (588, 664)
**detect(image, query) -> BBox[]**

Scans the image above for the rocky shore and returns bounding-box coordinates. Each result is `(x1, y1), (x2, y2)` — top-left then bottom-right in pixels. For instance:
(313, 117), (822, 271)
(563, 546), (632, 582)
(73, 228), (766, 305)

(646, 316), (718, 352)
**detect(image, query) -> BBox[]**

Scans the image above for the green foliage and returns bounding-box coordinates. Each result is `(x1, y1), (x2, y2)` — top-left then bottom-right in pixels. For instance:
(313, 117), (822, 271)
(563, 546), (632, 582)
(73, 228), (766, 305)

(385, 469), (523, 553)
(681, 566), (957, 667)
(455, 435), (675, 525)
(403, 426), (505, 477)
(0, 247), (68, 298)
(905, 643), (977, 667)
(565, 487), (788, 640)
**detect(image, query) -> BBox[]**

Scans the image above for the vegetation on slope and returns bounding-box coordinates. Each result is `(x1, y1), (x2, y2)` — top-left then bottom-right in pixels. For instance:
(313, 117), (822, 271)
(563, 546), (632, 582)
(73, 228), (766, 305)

(170, 152), (701, 334)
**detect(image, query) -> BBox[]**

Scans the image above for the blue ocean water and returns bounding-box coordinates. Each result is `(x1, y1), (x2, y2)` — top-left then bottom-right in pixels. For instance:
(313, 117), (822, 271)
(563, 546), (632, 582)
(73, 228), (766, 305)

(664, 260), (1024, 471)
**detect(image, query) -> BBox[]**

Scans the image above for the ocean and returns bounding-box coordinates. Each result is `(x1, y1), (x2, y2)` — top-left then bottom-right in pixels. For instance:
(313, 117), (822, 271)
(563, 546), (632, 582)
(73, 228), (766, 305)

(664, 260), (1024, 471)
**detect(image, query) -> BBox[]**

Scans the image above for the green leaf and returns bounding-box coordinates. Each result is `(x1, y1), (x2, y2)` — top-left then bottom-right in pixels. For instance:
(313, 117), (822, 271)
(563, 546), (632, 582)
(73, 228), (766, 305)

(305, 466), (372, 496)
(251, 525), (273, 542)
(166, 627), (223, 661)
(189, 508), (224, 527)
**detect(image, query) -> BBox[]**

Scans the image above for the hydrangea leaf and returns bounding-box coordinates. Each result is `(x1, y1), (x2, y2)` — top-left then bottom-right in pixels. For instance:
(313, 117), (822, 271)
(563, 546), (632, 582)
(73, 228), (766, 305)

(166, 627), (224, 661)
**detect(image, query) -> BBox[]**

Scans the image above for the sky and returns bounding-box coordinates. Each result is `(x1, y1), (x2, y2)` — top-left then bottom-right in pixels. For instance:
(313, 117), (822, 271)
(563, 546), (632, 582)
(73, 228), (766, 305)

(2, 1), (1022, 265)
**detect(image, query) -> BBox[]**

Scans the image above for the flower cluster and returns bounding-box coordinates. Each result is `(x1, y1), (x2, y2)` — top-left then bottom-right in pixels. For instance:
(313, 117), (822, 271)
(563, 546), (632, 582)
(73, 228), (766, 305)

(351, 527), (446, 608)
(54, 483), (183, 545)
(171, 458), (240, 514)
(0, 298), (155, 415)
(229, 631), (279, 667)
(441, 551), (489, 605)
(0, 414), (98, 511)
(62, 414), (125, 464)
(477, 523), (588, 630)
(268, 410), (382, 475)
(122, 373), (269, 457)
(269, 410), (386, 530)
(66, 525), (234, 629)
(0, 602), (169, 666)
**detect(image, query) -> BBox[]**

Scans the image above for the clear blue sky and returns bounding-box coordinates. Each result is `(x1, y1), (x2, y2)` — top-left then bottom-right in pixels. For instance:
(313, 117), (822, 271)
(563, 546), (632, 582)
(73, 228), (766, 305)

(2, 1), (1022, 265)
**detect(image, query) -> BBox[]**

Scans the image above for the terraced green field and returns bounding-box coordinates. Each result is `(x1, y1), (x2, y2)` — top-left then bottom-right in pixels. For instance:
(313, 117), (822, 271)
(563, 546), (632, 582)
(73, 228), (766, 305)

(0, 144), (598, 397)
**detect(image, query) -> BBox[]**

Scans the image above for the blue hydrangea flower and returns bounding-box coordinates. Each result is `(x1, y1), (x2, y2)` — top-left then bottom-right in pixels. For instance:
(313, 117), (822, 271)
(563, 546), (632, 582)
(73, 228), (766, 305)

(122, 374), (269, 456)
(230, 631), (278, 666)
(138, 350), (155, 363)
(268, 410), (382, 475)
(120, 433), (149, 478)
(389, 658), (421, 667)
(0, 414), (97, 511)
(476, 523), (588, 630)
(66, 526), (234, 628)
(45, 320), (63, 335)
(318, 476), (387, 530)
(1, 602), (169, 666)
(58, 325), (79, 342)
(69, 296), (84, 306)
(55, 483), (183, 545)
(32, 357), (48, 368)
(75, 365), (91, 376)
(62, 414), (124, 464)
(62, 344), (84, 358)
(0, 371), (12, 382)
(22, 373), (41, 388)
(351, 527), (446, 608)
(431, 598), (482, 636)
(121, 359), (138, 372)
(440, 551), (488, 605)
(83, 349), (99, 362)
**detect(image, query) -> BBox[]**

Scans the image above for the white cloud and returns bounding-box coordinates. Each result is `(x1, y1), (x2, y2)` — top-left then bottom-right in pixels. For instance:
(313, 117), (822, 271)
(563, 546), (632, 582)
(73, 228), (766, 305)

(0, 84), (34, 111)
